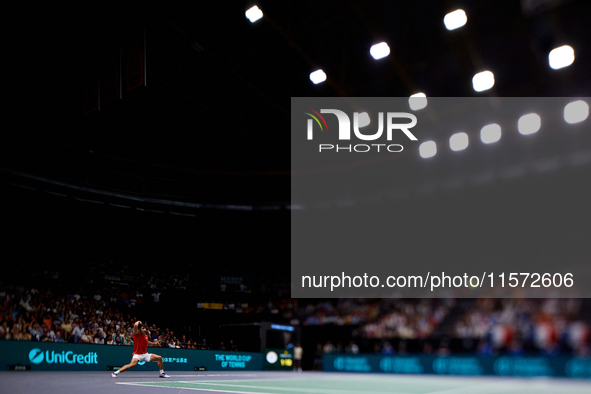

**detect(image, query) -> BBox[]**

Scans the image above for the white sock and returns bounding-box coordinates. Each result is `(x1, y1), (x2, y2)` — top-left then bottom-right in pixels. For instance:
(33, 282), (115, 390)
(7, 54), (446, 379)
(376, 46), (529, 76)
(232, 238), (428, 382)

(114, 370), (120, 375)
(160, 370), (164, 374)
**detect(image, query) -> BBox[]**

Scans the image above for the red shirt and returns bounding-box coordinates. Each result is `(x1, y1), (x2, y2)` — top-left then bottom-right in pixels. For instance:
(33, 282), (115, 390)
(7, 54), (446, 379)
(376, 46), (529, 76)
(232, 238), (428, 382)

(133, 332), (149, 355)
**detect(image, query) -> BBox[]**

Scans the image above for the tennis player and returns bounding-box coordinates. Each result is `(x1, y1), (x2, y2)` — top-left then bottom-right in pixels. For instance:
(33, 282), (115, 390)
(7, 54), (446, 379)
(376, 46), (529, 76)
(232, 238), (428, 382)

(111, 320), (170, 378)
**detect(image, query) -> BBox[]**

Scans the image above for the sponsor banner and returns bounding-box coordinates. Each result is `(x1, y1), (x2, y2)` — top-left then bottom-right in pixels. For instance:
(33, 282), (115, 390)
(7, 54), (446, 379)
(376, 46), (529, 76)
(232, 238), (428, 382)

(0, 341), (263, 371)
(323, 354), (591, 378)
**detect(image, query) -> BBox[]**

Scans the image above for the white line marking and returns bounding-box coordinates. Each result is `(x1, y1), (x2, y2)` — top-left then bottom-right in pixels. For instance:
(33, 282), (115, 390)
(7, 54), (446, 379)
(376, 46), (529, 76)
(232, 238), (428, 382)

(120, 377), (312, 384)
(118, 381), (396, 394)
(156, 374), (260, 378)
(190, 382), (395, 393)
(116, 382), (273, 394)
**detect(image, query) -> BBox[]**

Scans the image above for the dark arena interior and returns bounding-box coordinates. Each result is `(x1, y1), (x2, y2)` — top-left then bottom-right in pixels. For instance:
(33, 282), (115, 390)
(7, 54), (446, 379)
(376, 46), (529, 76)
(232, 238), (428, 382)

(2, 1), (591, 393)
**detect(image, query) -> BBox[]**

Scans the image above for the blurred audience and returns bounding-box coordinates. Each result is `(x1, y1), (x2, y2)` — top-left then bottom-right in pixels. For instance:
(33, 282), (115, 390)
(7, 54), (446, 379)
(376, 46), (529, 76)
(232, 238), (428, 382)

(454, 298), (589, 355)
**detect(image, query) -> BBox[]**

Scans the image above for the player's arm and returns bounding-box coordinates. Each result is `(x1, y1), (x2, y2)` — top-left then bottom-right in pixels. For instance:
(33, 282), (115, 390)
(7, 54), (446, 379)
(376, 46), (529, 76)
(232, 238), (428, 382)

(133, 320), (141, 335)
(148, 340), (160, 347)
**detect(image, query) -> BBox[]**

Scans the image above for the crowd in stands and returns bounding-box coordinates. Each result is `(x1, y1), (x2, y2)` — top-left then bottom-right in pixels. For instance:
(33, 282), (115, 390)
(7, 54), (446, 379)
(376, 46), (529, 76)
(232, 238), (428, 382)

(454, 298), (590, 356)
(359, 299), (454, 339)
(3, 259), (591, 359)
(0, 283), (236, 351)
(293, 299), (454, 339)
(90, 259), (291, 317)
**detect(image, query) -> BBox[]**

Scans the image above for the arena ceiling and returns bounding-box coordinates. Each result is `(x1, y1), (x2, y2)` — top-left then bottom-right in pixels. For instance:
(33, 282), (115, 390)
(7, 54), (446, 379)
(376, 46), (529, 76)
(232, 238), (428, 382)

(3, 0), (591, 205)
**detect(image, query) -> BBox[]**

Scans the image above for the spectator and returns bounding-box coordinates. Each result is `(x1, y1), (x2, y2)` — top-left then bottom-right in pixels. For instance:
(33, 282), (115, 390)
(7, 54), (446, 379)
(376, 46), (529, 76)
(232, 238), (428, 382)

(437, 339), (451, 356)
(43, 314), (53, 329)
(60, 319), (72, 340)
(43, 325), (56, 342)
(381, 341), (395, 355)
(72, 324), (84, 343)
(313, 344), (323, 371)
(322, 341), (335, 354)
(151, 291), (161, 303)
(6, 326), (18, 340)
(293, 343), (303, 372)
(80, 329), (93, 344)
(124, 332), (133, 346)
(0, 322), (8, 338)
(345, 341), (359, 354)
(94, 330), (105, 345)
(30, 323), (43, 341)
(19, 327), (32, 341)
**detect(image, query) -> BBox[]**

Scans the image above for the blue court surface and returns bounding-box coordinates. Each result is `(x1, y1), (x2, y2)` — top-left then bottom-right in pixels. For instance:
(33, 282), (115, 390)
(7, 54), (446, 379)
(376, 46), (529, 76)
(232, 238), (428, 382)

(1, 371), (590, 393)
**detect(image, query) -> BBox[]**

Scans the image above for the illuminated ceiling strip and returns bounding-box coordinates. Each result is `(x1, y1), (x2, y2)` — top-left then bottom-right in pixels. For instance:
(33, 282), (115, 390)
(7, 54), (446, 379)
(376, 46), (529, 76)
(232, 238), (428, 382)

(1, 167), (286, 210)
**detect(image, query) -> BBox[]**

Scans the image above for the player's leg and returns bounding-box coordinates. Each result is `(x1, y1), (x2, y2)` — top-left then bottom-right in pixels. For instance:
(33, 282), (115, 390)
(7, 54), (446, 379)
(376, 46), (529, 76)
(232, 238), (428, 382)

(150, 354), (169, 378)
(111, 357), (139, 377)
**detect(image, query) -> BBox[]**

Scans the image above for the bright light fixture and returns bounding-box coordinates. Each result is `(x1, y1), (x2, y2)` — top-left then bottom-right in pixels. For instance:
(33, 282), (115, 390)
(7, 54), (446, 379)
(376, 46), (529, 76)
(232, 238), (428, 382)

(409, 93), (427, 111)
(370, 42), (390, 60)
(444, 9), (467, 30)
(472, 71), (495, 92)
(564, 100), (589, 124)
(518, 113), (541, 135)
(245, 6), (263, 23)
(450, 132), (469, 151)
(419, 141), (437, 159)
(549, 45), (574, 70)
(309, 69), (327, 84)
(480, 123), (501, 144)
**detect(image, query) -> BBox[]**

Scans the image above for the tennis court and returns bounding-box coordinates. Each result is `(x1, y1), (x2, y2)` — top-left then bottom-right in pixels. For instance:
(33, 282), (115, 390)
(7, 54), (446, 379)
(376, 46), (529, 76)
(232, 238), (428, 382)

(2, 371), (590, 394)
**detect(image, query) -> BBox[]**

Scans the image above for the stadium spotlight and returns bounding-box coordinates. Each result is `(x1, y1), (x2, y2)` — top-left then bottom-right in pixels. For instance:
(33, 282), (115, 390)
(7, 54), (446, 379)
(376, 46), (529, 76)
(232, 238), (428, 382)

(409, 93), (427, 111)
(564, 100), (589, 124)
(419, 141), (437, 159)
(245, 6), (263, 23)
(444, 9), (467, 31)
(472, 71), (495, 92)
(450, 132), (469, 151)
(518, 113), (541, 135)
(480, 123), (502, 144)
(549, 45), (575, 70)
(370, 42), (390, 60)
(309, 69), (327, 84)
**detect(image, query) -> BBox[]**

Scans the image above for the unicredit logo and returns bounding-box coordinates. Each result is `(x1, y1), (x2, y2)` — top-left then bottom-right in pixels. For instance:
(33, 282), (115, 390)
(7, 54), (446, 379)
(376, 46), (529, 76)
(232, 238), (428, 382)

(28, 348), (98, 364)
(29, 349), (44, 364)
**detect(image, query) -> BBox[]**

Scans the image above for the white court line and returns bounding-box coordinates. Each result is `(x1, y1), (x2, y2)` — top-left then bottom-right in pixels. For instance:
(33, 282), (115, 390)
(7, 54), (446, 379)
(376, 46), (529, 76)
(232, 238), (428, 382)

(116, 382), (280, 394)
(121, 377), (317, 384)
(172, 377), (319, 383)
(187, 382), (396, 393)
(162, 374), (261, 378)
(116, 381), (402, 394)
